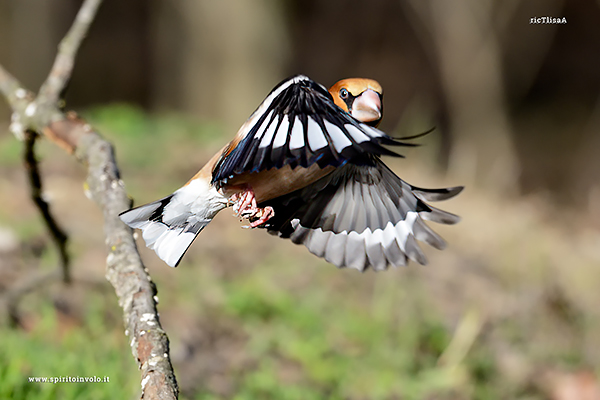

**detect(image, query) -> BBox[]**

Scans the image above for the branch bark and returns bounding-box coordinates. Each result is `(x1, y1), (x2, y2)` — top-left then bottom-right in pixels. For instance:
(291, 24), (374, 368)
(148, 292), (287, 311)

(0, 0), (179, 398)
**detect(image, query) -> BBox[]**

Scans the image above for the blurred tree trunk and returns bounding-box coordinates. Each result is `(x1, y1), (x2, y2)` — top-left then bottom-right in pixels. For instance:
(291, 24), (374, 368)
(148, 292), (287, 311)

(151, 0), (290, 134)
(5, 0), (59, 90)
(0, 1), (8, 120)
(575, 97), (600, 221)
(0, 0), (62, 120)
(410, 0), (519, 193)
(0, 0), (152, 112)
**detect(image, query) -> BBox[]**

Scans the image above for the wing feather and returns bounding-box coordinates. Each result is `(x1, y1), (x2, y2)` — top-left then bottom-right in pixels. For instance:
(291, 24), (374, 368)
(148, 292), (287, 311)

(211, 75), (417, 186)
(259, 157), (462, 271)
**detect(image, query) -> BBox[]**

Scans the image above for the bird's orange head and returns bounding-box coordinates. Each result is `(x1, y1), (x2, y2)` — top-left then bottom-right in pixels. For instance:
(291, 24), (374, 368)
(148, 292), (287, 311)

(329, 78), (383, 127)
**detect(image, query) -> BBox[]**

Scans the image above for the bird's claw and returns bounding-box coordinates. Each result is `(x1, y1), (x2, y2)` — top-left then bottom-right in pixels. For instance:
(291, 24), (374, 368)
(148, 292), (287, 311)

(231, 188), (274, 228)
(248, 206), (274, 228)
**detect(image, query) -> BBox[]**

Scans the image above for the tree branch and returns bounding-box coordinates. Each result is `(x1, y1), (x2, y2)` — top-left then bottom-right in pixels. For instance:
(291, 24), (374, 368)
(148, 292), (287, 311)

(23, 130), (70, 283)
(0, 64), (27, 109)
(0, 0), (179, 398)
(37, 0), (103, 105)
(0, 64), (33, 141)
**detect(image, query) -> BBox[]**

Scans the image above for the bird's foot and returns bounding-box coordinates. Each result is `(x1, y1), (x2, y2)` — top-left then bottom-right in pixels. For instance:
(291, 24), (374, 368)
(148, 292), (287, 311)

(231, 188), (274, 227)
(231, 189), (256, 216)
(246, 206), (275, 228)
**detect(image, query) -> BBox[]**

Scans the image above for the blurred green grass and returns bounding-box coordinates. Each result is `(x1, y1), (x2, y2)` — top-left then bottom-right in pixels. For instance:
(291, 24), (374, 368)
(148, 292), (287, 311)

(221, 274), (459, 400)
(1, 103), (599, 399)
(0, 298), (138, 400)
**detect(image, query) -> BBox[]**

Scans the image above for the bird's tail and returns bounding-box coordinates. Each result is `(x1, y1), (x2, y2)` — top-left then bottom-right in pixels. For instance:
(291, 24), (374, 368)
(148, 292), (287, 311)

(119, 194), (211, 267)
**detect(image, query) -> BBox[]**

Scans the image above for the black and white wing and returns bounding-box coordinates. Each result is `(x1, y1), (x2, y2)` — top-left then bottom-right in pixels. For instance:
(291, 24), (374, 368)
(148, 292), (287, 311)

(211, 75), (416, 186)
(257, 157), (463, 271)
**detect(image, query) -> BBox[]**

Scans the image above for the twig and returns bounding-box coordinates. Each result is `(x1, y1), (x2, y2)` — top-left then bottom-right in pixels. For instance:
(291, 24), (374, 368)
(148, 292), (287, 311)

(23, 130), (71, 283)
(0, 64), (32, 133)
(0, 65), (24, 106)
(0, 0), (179, 398)
(37, 0), (103, 105)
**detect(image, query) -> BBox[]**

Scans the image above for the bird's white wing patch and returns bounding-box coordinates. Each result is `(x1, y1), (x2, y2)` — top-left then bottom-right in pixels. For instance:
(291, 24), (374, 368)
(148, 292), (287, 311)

(259, 114), (279, 148)
(344, 124), (370, 143)
(323, 120), (352, 153)
(288, 117), (305, 150)
(306, 117), (328, 152)
(272, 115), (289, 149)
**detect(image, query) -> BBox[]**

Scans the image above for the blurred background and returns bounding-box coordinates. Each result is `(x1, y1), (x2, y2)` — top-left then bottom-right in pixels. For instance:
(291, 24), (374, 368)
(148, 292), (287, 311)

(1, 0), (600, 399)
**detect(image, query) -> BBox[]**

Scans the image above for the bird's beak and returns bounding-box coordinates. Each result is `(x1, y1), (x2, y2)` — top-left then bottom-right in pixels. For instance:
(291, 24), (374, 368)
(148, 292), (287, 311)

(351, 89), (382, 124)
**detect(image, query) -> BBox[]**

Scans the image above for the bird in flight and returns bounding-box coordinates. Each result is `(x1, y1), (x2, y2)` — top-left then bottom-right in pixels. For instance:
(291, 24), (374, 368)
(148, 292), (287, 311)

(119, 75), (462, 270)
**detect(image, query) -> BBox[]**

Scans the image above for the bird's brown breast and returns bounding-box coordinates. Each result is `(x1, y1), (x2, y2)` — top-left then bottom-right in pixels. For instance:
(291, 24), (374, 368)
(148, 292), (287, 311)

(186, 145), (334, 204)
(225, 164), (334, 204)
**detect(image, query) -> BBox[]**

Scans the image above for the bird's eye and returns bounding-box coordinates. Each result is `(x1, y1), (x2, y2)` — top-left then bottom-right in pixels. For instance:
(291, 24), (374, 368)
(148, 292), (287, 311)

(340, 88), (349, 99)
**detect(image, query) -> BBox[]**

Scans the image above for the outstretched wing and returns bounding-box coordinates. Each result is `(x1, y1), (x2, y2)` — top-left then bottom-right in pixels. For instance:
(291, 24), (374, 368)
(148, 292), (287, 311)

(257, 157), (463, 271)
(211, 75), (416, 186)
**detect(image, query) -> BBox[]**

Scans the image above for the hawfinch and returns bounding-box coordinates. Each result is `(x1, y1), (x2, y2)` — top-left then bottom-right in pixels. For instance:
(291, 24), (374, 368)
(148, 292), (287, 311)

(120, 75), (462, 270)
